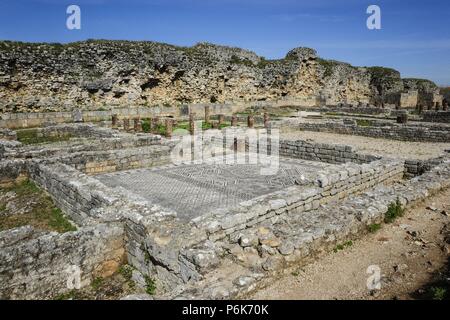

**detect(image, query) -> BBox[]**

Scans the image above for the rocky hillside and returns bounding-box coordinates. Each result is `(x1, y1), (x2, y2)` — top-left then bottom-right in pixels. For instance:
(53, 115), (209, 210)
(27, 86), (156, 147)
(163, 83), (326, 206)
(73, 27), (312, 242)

(0, 40), (438, 113)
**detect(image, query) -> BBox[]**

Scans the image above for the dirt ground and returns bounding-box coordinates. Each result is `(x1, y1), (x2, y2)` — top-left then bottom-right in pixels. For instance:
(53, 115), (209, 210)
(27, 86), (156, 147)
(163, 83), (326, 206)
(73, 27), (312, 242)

(281, 130), (450, 160)
(250, 188), (450, 300)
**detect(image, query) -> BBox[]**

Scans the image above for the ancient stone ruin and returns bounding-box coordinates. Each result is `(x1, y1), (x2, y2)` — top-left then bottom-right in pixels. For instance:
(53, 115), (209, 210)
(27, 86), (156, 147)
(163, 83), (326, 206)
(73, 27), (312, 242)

(1, 40), (450, 301)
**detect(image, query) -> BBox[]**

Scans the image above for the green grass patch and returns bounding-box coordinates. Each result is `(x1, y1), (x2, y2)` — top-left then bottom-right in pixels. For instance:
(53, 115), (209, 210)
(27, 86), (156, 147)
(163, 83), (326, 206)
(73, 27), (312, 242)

(16, 129), (72, 145)
(144, 275), (157, 295)
(430, 287), (447, 300)
(384, 198), (404, 224)
(0, 179), (76, 233)
(355, 119), (373, 127)
(91, 277), (104, 291)
(367, 223), (382, 233)
(141, 119), (151, 132)
(333, 240), (353, 253)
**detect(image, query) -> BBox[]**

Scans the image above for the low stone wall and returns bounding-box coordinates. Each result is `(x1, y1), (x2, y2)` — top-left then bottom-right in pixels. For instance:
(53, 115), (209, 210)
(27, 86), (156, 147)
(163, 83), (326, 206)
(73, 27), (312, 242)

(422, 111), (450, 123)
(56, 145), (171, 174)
(0, 107), (178, 129)
(27, 162), (123, 226)
(295, 120), (450, 142)
(279, 139), (380, 164)
(0, 104), (247, 129)
(0, 223), (124, 300)
(404, 155), (448, 178)
(0, 159), (28, 186)
(0, 128), (16, 140)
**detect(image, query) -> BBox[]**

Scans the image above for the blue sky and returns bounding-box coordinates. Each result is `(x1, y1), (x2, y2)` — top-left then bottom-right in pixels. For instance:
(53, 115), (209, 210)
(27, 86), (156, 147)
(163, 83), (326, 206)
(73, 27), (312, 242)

(1, 0), (449, 85)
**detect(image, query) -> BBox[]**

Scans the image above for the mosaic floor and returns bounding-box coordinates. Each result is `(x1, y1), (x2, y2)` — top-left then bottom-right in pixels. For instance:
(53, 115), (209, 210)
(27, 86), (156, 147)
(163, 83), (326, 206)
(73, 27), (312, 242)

(95, 158), (336, 220)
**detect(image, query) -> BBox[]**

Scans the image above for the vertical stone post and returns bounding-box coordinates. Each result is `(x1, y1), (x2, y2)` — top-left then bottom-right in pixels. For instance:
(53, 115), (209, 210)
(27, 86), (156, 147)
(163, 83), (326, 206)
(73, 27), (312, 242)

(443, 99), (448, 111)
(231, 115), (238, 127)
(151, 117), (159, 133)
(204, 106), (211, 124)
(111, 114), (118, 129)
(189, 113), (195, 135)
(263, 112), (270, 128)
(396, 113), (408, 124)
(247, 115), (254, 128)
(123, 118), (130, 131)
(165, 119), (173, 138)
(134, 117), (142, 132)
(218, 114), (225, 125)
(417, 104), (423, 115)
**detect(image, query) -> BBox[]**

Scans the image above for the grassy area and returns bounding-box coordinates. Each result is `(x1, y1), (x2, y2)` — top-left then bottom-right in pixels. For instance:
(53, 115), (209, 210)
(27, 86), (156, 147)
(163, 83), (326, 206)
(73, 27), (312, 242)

(333, 240), (353, 253)
(355, 119), (373, 127)
(0, 179), (76, 233)
(16, 129), (72, 145)
(367, 223), (382, 233)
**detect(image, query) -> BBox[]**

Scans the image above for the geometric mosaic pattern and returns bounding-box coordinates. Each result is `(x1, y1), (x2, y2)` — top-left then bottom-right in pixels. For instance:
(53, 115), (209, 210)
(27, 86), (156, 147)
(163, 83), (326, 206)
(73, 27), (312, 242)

(95, 158), (333, 221)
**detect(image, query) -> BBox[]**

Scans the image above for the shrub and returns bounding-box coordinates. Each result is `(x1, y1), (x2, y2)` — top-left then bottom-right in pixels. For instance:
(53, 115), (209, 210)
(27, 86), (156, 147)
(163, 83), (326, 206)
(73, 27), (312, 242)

(144, 276), (156, 295)
(368, 223), (381, 233)
(384, 198), (404, 223)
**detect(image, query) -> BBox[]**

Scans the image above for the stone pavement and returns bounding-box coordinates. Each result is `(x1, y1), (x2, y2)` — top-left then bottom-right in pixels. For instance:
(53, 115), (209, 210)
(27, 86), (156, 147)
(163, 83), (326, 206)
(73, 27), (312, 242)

(95, 158), (335, 220)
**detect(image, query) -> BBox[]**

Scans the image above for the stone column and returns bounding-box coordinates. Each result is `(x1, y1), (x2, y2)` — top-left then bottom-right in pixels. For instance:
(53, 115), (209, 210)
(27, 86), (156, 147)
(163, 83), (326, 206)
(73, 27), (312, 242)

(112, 114), (118, 129)
(396, 113), (408, 124)
(231, 115), (238, 127)
(417, 104), (423, 115)
(247, 115), (254, 128)
(189, 114), (195, 135)
(151, 117), (159, 133)
(263, 112), (270, 128)
(134, 118), (142, 132)
(204, 106), (211, 124)
(443, 100), (448, 111)
(218, 114), (225, 125)
(123, 118), (130, 131)
(165, 119), (173, 138)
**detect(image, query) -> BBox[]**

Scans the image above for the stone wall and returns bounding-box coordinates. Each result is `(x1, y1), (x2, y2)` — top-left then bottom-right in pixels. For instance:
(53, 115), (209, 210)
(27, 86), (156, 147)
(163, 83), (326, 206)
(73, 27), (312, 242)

(27, 162), (123, 226)
(0, 223), (124, 299)
(294, 120), (450, 142)
(403, 155), (448, 178)
(0, 105), (243, 129)
(57, 145), (171, 174)
(423, 111), (450, 123)
(0, 128), (16, 140)
(279, 139), (380, 164)
(400, 90), (418, 107)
